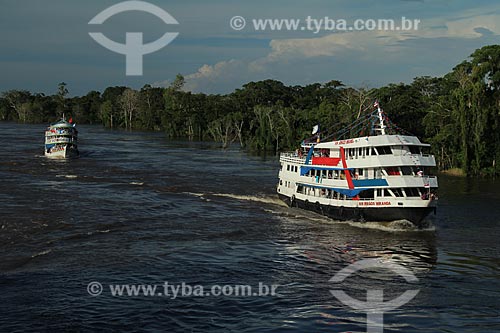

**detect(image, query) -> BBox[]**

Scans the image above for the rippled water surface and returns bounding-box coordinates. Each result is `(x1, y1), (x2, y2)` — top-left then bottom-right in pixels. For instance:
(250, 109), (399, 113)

(1, 123), (499, 332)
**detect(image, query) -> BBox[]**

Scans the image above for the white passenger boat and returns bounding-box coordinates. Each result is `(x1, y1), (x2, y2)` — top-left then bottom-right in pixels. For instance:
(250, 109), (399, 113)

(44, 118), (79, 159)
(277, 102), (438, 227)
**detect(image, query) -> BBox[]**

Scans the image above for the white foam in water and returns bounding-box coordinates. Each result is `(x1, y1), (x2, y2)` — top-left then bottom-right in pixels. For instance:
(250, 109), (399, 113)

(55, 174), (77, 179)
(130, 182), (144, 185)
(211, 193), (288, 206)
(182, 192), (288, 206)
(183, 192), (205, 197)
(31, 249), (52, 258)
(182, 192), (212, 202)
(346, 219), (435, 232)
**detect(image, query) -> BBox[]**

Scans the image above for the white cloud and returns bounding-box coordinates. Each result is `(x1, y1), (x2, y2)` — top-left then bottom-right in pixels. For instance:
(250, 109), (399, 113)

(183, 60), (258, 92)
(446, 15), (500, 38)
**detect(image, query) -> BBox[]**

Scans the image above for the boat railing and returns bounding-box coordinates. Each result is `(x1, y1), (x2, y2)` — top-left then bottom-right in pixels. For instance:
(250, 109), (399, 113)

(280, 152), (306, 164)
(45, 137), (75, 144)
(45, 130), (75, 136)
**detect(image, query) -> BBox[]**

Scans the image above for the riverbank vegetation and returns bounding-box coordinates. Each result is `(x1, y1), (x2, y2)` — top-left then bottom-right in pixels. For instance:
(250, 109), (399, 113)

(1, 45), (499, 177)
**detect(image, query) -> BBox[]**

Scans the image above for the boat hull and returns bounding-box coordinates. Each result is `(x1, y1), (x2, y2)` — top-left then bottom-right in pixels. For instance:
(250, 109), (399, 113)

(278, 193), (435, 228)
(44, 145), (79, 159)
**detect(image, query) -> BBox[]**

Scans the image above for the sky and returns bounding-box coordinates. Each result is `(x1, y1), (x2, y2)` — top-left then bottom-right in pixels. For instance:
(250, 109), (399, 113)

(1, 0), (500, 96)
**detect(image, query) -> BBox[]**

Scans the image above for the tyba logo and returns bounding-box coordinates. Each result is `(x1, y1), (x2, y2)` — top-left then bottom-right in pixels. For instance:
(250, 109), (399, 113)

(88, 1), (179, 76)
(330, 258), (420, 333)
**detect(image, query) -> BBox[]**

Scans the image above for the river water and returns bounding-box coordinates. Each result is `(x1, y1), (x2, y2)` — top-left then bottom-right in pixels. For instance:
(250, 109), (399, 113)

(0, 123), (499, 332)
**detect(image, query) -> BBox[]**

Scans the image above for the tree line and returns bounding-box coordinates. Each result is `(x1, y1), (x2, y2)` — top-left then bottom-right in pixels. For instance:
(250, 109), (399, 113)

(1, 45), (499, 177)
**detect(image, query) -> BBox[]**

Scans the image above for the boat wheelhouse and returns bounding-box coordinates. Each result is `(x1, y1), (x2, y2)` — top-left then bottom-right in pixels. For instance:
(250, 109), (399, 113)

(44, 118), (79, 159)
(277, 102), (438, 227)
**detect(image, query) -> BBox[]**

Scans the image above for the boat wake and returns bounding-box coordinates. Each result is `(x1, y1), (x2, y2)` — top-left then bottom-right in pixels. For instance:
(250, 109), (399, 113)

(345, 219), (435, 232)
(265, 205), (435, 232)
(55, 174), (78, 179)
(31, 249), (52, 259)
(183, 191), (434, 232)
(211, 193), (288, 206)
(181, 192), (287, 206)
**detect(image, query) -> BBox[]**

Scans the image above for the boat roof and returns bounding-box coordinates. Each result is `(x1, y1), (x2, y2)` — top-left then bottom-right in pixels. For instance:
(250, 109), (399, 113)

(314, 134), (430, 149)
(48, 119), (74, 128)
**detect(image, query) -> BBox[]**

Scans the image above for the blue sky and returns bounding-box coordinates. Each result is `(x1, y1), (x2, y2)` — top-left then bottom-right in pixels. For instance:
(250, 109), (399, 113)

(1, 0), (500, 95)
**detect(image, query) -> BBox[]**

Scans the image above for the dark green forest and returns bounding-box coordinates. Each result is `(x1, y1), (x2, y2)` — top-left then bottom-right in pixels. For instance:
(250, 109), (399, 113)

(1, 45), (500, 176)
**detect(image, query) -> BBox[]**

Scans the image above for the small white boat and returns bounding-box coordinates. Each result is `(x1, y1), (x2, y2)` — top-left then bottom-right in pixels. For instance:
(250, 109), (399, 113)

(44, 118), (79, 159)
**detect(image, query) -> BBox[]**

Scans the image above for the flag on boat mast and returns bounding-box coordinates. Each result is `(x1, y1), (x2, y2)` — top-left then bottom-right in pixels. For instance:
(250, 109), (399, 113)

(312, 124), (320, 135)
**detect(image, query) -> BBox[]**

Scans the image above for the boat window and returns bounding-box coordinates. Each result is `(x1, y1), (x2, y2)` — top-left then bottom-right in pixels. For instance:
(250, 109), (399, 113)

(386, 167), (401, 176)
(419, 188), (428, 195)
(377, 188), (391, 197)
(376, 146), (392, 155)
(401, 166), (413, 175)
(421, 147), (431, 156)
(359, 190), (375, 199)
(392, 188), (404, 197)
(404, 188), (420, 197)
(287, 164), (290, 171)
(409, 146), (421, 155)
(358, 168), (364, 176)
(371, 147), (377, 156)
